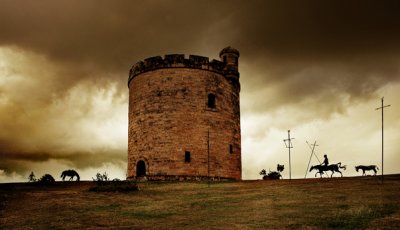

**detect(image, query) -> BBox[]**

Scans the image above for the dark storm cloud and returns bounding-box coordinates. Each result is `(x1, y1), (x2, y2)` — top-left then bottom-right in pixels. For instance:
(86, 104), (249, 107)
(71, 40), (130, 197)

(0, 148), (126, 176)
(1, 0), (400, 178)
(230, 0), (400, 116)
(2, 0), (399, 72)
(231, 0), (400, 57)
(0, 0), (229, 70)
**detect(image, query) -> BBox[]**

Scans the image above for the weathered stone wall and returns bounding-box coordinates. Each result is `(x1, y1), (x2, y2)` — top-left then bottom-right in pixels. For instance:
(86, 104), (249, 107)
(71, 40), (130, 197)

(127, 49), (241, 180)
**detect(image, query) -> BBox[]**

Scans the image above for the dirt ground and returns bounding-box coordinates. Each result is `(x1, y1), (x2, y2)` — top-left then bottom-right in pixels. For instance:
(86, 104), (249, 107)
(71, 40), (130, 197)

(1, 175), (399, 229)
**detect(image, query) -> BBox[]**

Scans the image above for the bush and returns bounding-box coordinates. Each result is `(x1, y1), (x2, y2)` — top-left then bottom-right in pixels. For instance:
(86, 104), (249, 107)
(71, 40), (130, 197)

(38, 174), (55, 185)
(92, 172), (109, 182)
(260, 169), (282, 180)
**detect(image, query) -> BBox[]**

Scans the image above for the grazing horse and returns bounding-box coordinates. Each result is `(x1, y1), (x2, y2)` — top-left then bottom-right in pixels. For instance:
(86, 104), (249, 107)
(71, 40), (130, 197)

(309, 163), (347, 178)
(61, 169), (80, 181)
(355, 165), (379, 176)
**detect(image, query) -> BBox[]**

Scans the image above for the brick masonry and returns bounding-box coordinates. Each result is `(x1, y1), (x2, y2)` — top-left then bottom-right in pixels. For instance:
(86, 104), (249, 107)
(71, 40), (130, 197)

(127, 47), (241, 180)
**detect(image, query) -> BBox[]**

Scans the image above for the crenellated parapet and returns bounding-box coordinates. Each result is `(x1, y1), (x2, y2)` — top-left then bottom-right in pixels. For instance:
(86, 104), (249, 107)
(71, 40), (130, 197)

(128, 54), (239, 85)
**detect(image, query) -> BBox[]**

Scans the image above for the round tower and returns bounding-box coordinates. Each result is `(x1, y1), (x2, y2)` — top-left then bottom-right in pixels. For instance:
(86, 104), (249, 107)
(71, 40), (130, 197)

(127, 47), (241, 180)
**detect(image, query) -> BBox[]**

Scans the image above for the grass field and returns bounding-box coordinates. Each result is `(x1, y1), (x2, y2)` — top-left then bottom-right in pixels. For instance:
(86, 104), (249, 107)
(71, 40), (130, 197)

(1, 175), (399, 229)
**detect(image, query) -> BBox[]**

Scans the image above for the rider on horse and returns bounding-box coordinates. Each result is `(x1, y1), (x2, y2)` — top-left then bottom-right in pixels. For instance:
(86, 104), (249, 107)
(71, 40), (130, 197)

(310, 154), (346, 178)
(321, 154), (329, 170)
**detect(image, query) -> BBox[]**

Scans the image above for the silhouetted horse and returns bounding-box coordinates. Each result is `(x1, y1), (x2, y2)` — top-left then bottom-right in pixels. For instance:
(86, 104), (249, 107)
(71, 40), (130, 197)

(309, 163), (346, 178)
(61, 169), (80, 181)
(355, 165), (379, 176)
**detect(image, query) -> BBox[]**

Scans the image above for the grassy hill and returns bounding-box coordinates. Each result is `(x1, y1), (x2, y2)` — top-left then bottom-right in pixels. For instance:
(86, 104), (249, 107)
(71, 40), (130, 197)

(1, 175), (399, 229)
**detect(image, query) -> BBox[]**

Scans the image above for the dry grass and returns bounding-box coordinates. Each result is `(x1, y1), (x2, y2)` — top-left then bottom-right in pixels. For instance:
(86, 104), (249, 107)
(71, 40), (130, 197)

(1, 175), (399, 229)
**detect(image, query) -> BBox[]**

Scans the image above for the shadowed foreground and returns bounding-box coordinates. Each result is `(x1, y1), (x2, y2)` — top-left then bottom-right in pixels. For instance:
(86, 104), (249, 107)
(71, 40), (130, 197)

(1, 175), (399, 229)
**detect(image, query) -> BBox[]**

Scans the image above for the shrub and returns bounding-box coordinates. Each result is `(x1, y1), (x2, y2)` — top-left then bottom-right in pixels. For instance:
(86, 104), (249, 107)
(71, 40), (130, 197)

(259, 169), (282, 180)
(38, 174), (55, 185)
(92, 172), (109, 182)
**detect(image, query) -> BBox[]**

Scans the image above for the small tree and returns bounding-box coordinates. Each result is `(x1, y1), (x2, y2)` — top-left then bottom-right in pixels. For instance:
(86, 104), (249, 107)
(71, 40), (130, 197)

(28, 171), (37, 182)
(92, 172), (109, 182)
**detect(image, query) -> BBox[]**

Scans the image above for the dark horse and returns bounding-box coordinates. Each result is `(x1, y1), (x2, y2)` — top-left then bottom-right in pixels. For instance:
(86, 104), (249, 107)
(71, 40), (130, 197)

(61, 169), (80, 181)
(309, 163), (346, 178)
(355, 165), (379, 176)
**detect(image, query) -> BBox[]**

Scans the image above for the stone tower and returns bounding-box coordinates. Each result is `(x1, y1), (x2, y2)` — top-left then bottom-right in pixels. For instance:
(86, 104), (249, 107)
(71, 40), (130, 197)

(127, 47), (241, 180)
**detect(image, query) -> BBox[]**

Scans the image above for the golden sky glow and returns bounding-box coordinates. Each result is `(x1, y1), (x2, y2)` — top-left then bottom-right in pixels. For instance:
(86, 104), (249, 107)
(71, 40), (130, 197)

(1, 0), (399, 181)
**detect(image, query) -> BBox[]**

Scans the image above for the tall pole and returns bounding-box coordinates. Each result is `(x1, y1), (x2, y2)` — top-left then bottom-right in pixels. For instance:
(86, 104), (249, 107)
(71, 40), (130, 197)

(284, 130), (294, 180)
(289, 131), (291, 181)
(208, 128), (210, 187)
(375, 97), (390, 184)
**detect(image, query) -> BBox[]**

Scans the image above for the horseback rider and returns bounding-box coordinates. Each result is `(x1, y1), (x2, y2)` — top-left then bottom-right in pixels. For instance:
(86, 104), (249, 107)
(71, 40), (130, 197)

(321, 154), (329, 169)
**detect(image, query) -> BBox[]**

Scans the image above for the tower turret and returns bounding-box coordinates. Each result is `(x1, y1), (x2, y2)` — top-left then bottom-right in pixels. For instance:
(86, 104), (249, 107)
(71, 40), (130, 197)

(220, 46), (240, 91)
(219, 46), (240, 85)
(220, 46), (239, 72)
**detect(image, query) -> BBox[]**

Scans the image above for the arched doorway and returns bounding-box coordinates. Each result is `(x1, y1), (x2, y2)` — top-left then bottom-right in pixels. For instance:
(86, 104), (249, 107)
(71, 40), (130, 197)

(136, 160), (146, 177)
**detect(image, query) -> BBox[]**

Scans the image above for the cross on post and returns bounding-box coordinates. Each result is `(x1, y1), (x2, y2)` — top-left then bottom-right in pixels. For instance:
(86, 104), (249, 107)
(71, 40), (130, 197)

(305, 141), (320, 179)
(375, 97), (390, 184)
(284, 130), (294, 180)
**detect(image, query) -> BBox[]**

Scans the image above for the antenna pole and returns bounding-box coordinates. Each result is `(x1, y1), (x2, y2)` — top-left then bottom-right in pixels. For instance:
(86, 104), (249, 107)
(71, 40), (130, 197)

(284, 130), (294, 180)
(289, 131), (291, 181)
(375, 97), (390, 184)
(208, 128), (210, 187)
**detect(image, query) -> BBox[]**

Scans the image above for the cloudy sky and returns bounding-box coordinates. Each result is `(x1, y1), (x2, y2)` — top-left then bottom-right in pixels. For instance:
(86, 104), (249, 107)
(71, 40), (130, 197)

(1, 0), (399, 182)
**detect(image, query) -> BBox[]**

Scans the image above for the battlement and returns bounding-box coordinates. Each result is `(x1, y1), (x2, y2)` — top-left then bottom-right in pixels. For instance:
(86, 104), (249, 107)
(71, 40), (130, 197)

(128, 54), (239, 85)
